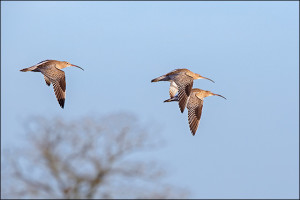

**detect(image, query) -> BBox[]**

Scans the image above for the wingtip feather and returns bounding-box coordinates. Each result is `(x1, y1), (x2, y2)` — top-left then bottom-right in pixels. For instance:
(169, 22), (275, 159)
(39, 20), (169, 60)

(58, 99), (65, 109)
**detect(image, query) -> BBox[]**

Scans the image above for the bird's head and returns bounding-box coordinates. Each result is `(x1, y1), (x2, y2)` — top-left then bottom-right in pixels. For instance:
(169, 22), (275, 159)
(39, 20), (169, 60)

(195, 73), (215, 83)
(210, 92), (227, 100)
(63, 61), (84, 71)
(196, 90), (226, 100)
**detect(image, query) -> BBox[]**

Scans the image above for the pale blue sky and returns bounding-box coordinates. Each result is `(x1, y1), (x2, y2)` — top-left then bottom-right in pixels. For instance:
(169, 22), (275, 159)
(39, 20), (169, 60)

(1, 1), (299, 198)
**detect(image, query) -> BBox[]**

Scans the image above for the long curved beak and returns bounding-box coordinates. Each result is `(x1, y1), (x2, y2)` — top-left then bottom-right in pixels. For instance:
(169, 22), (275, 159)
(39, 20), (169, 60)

(213, 93), (227, 100)
(71, 64), (84, 71)
(200, 76), (215, 83)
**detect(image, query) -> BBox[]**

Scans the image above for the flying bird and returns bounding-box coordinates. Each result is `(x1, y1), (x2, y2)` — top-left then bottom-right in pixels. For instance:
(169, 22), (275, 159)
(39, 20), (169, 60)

(20, 60), (84, 108)
(151, 69), (214, 113)
(164, 88), (226, 136)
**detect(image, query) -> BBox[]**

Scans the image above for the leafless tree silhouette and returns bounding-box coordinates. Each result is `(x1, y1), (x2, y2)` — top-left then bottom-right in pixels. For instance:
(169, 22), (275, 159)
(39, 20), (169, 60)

(2, 113), (188, 199)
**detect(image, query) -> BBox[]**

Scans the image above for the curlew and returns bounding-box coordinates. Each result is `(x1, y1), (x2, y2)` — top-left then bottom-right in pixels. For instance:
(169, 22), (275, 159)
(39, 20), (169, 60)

(164, 88), (226, 136)
(151, 69), (214, 113)
(20, 60), (84, 108)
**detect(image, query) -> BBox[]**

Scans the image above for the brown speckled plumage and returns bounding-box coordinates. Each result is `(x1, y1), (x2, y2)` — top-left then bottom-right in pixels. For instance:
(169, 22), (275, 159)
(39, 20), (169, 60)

(151, 68), (214, 113)
(164, 88), (226, 136)
(20, 60), (83, 108)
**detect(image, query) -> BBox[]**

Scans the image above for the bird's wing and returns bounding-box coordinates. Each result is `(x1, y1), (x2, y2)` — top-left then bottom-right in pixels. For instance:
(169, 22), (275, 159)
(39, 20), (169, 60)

(33, 60), (53, 69)
(44, 75), (51, 86)
(20, 60), (52, 72)
(37, 60), (51, 65)
(40, 66), (66, 108)
(52, 78), (66, 108)
(187, 95), (203, 136)
(172, 74), (193, 113)
(169, 81), (178, 98)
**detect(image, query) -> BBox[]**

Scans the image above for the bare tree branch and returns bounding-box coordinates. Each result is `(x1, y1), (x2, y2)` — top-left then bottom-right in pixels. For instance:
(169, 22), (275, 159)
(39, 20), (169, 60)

(3, 113), (188, 199)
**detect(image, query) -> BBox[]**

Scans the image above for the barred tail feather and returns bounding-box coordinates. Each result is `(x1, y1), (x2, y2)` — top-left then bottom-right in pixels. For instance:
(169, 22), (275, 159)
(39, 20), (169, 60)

(151, 75), (169, 82)
(20, 68), (30, 72)
(20, 66), (37, 72)
(164, 96), (179, 103)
